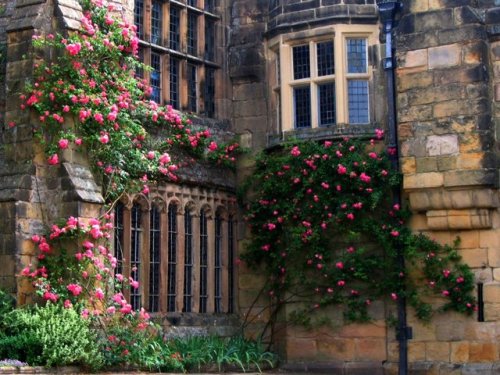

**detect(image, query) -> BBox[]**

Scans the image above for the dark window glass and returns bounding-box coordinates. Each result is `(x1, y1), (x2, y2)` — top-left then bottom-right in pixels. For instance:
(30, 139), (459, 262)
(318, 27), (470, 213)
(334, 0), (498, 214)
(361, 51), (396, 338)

(318, 83), (336, 126)
(187, 64), (197, 112)
(347, 38), (367, 74)
(317, 41), (334, 76)
(150, 52), (161, 104)
(151, 0), (162, 45)
(205, 68), (215, 118)
(199, 210), (208, 313)
(136, 49), (144, 79)
(149, 206), (161, 312)
(228, 216), (235, 313)
(205, 19), (215, 61)
(183, 209), (193, 312)
(169, 7), (180, 51)
(169, 57), (179, 109)
(205, 0), (215, 13)
(188, 0), (198, 6)
(131, 204), (142, 310)
(214, 214), (222, 313)
(187, 12), (198, 56)
(167, 203), (178, 312)
(114, 203), (124, 277)
(293, 45), (310, 80)
(348, 80), (369, 124)
(294, 86), (311, 128)
(134, 0), (144, 39)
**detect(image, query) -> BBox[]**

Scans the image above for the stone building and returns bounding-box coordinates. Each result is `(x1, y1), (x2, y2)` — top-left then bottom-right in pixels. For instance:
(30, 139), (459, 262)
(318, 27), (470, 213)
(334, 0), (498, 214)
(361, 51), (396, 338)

(0, 0), (499, 374)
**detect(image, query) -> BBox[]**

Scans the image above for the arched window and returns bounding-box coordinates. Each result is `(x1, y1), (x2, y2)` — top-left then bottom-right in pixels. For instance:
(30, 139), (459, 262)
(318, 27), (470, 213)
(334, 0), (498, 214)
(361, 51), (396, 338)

(167, 203), (178, 312)
(114, 202), (124, 277)
(183, 208), (194, 312)
(149, 205), (161, 312)
(228, 215), (235, 314)
(131, 203), (142, 310)
(199, 209), (208, 313)
(214, 213), (223, 313)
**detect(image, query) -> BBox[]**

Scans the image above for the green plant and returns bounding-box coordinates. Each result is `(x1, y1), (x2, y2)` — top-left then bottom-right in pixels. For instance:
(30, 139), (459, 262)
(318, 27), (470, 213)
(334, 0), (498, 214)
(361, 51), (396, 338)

(0, 303), (103, 369)
(0, 289), (15, 318)
(241, 136), (476, 334)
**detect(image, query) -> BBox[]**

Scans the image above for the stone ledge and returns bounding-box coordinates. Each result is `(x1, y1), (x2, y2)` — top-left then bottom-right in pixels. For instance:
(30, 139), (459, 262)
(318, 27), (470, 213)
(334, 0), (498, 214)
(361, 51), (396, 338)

(408, 188), (499, 212)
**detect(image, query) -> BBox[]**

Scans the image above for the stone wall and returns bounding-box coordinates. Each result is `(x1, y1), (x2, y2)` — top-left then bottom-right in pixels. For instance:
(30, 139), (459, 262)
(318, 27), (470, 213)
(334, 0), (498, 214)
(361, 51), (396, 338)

(267, 0), (377, 37)
(392, 0), (500, 370)
(0, 0), (105, 301)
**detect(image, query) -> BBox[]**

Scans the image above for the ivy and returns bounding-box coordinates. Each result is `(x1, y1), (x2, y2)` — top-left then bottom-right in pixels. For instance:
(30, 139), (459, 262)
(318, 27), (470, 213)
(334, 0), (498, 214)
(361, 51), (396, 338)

(242, 135), (476, 328)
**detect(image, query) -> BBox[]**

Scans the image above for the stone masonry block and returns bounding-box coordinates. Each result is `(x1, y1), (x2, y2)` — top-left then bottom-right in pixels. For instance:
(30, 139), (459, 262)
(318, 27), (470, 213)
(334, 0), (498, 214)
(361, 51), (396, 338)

(468, 342), (498, 362)
(428, 44), (461, 69)
(493, 268), (500, 282)
(354, 338), (386, 361)
(480, 229), (500, 249)
(426, 135), (458, 156)
(396, 71), (433, 92)
(425, 341), (450, 362)
(316, 338), (355, 361)
(403, 172), (444, 190)
(451, 341), (469, 363)
(483, 282), (500, 303)
(487, 246), (500, 267)
(400, 49), (428, 70)
(286, 338), (318, 361)
(338, 322), (386, 338)
(458, 248), (488, 268)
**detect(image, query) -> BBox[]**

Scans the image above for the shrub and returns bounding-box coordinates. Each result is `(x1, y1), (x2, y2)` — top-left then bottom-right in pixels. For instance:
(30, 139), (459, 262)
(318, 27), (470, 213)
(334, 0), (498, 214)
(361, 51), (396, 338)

(0, 303), (103, 369)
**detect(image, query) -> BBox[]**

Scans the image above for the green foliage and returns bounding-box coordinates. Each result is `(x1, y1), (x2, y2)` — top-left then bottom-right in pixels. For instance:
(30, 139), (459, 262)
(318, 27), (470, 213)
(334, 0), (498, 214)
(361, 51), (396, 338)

(242, 137), (476, 328)
(0, 303), (103, 369)
(0, 289), (15, 317)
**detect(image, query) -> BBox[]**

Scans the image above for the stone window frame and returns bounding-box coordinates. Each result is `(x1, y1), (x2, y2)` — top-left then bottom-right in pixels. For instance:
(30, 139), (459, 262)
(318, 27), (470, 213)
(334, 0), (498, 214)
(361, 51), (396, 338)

(114, 187), (238, 316)
(134, 0), (220, 116)
(268, 24), (379, 133)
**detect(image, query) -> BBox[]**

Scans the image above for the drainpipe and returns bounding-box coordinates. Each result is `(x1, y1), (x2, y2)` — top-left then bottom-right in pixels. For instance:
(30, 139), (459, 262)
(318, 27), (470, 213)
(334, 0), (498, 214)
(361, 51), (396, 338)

(376, 2), (410, 375)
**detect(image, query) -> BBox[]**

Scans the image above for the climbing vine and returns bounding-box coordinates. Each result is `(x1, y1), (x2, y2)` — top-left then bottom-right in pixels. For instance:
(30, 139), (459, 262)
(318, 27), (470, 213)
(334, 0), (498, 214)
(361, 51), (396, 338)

(242, 133), (476, 327)
(19, 0), (240, 200)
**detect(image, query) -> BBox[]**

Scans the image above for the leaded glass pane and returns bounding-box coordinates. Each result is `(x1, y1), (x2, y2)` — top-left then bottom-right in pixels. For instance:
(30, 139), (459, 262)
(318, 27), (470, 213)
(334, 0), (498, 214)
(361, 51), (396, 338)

(131, 204), (142, 310)
(293, 45), (310, 80)
(151, 0), (162, 45)
(318, 83), (336, 126)
(150, 52), (161, 104)
(167, 204), (177, 312)
(205, 68), (215, 117)
(199, 210), (208, 313)
(214, 214), (223, 313)
(317, 41), (334, 76)
(294, 86), (311, 128)
(169, 57), (179, 109)
(348, 80), (369, 124)
(169, 6), (180, 51)
(134, 0), (144, 39)
(149, 206), (161, 312)
(187, 64), (197, 112)
(205, 19), (215, 61)
(183, 210), (193, 312)
(228, 216), (235, 313)
(114, 203), (124, 277)
(205, 0), (215, 12)
(187, 12), (198, 56)
(347, 38), (367, 74)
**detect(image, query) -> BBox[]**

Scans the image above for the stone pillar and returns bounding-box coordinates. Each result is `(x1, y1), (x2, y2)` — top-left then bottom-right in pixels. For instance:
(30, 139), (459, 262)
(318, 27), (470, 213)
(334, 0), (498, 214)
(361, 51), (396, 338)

(395, 0), (500, 368)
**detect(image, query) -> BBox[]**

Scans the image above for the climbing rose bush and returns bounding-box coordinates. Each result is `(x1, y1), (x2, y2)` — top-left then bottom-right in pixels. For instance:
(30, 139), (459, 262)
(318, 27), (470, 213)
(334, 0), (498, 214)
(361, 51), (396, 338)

(21, 213), (157, 366)
(242, 133), (476, 325)
(20, 0), (240, 200)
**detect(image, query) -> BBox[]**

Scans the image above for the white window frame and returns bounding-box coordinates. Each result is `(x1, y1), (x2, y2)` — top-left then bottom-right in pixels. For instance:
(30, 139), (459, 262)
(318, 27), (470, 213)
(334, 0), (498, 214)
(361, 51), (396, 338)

(274, 25), (378, 131)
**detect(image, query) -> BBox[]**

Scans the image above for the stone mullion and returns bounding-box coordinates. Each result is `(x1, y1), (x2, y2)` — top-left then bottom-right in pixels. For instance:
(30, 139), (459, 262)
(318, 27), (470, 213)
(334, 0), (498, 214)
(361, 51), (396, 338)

(175, 209), (185, 312)
(206, 212), (215, 313)
(192, 212), (201, 313)
(159, 208), (168, 313)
